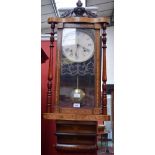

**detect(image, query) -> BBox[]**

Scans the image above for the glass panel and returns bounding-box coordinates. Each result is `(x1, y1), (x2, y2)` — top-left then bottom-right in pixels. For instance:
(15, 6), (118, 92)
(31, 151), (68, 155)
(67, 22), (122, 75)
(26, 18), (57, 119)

(59, 28), (95, 108)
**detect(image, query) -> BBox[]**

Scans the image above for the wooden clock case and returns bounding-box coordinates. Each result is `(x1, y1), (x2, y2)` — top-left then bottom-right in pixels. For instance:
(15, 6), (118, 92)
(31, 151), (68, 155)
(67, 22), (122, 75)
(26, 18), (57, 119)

(42, 0), (110, 152)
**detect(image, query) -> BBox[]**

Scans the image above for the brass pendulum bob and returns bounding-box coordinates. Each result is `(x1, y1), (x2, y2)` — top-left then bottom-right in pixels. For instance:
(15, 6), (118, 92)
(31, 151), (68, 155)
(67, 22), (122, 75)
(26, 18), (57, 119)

(70, 75), (85, 103)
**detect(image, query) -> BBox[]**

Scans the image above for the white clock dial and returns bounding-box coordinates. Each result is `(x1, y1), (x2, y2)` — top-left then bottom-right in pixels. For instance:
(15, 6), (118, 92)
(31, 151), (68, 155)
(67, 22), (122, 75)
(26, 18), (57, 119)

(62, 29), (94, 62)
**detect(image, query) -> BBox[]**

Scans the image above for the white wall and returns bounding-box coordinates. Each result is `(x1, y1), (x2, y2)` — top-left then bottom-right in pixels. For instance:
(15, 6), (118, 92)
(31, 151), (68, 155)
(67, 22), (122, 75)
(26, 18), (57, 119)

(106, 26), (114, 84)
(105, 26), (114, 139)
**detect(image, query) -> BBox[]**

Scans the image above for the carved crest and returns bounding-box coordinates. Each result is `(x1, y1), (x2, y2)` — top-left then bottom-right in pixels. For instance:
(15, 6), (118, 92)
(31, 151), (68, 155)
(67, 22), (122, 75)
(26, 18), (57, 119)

(61, 0), (97, 18)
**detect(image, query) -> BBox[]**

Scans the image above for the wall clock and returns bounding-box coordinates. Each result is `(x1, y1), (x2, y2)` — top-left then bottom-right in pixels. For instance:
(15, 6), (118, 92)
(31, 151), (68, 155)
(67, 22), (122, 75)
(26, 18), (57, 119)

(43, 0), (111, 152)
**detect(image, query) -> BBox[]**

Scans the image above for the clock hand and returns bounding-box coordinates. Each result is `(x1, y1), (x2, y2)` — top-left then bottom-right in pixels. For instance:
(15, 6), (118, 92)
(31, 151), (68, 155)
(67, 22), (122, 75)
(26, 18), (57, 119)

(69, 49), (73, 57)
(75, 44), (79, 59)
(77, 44), (90, 52)
(83, 47), (90, 52)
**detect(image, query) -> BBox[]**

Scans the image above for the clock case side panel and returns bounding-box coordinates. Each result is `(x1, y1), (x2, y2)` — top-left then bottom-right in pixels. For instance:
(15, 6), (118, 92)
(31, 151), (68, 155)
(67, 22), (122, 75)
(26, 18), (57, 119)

(94, 24), (101, 114)
(55, 23), (102, 114)
(55, 24), (63, 113)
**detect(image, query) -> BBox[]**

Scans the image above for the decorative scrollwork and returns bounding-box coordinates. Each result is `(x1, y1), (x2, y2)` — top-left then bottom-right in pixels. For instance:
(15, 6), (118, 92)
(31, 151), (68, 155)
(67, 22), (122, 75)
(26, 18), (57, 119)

(61, 10), (74, 18)
(85, 10), (97, 18)
(61, 0), (97, 18)
(61, 58), (94, 76)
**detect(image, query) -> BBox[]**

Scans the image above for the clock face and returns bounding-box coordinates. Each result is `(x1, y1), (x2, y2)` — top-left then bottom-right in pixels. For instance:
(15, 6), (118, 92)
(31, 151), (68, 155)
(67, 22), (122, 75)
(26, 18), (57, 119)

(62, 29), (94, 62)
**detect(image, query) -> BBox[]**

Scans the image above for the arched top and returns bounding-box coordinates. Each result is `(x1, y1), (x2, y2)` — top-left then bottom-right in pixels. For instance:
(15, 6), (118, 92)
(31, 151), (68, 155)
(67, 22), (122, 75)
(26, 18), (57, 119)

(48, 17), (110, 24)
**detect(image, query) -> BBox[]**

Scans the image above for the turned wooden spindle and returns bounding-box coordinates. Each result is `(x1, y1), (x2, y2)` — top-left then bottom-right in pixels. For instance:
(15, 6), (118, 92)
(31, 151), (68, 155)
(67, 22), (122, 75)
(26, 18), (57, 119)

(102, 23), (108, 115)
(47, 22), (55, 113)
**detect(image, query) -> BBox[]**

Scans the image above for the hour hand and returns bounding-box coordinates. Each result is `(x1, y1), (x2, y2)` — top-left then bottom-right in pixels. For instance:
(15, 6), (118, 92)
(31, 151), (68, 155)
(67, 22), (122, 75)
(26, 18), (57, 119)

(77, 44), (89, 52)
(83, 46), (90, 52)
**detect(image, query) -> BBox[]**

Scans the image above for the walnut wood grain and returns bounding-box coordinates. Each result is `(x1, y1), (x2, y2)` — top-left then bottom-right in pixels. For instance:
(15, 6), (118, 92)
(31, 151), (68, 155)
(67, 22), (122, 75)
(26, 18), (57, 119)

(58, 108), (100, 115)
(57, 136), (95, 145)
(55, 119), (98, 152)
(43, 113), (110, 121)
(55, 29), (63, 113)
(59, 107), (93, 114)
(93, 108), (101, 114)
(56, 120), (96, 125)
(94, 28), (101, 108)
(48, 17), (110, 24)
(56, 144), (97, 152)
(56, 124), (96, 134)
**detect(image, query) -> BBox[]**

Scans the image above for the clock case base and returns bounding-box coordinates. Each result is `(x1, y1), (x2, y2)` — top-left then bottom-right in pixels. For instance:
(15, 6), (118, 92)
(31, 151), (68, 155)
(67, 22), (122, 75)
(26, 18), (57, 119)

(55, 120), (98, 152)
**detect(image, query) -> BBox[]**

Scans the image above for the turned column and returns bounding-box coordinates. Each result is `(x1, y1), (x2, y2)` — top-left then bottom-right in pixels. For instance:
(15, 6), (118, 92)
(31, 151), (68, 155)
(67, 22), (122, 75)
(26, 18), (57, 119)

(46, 22), (55, 112)
(102, 23), (108, 115)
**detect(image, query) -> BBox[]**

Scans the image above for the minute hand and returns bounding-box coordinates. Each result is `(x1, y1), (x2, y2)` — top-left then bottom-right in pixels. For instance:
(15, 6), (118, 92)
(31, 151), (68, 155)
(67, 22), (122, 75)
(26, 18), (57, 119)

(78, 44), (90, 52)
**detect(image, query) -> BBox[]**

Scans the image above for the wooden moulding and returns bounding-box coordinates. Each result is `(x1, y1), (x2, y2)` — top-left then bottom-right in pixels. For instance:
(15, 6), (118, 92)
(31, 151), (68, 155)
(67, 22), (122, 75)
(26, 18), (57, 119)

(48, 17), (110, 24)
(56, 144), (97, 152)
(94, 28), (101, 108)
(59, 108), (92, 114)
(59, 107), (101, 115)
(61, 23), (95, 29)
(43, 113), (110, 121)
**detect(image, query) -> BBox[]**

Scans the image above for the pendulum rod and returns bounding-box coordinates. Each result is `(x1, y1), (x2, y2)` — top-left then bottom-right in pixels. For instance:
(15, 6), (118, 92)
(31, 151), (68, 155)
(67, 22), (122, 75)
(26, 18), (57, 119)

(76, 75), (79, 89)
